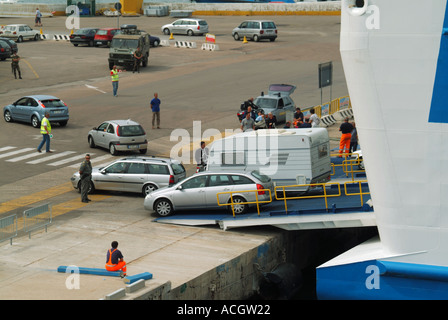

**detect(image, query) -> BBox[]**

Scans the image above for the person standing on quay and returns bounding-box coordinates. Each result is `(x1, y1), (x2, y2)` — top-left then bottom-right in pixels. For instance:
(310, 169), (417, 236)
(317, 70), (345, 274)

(79, 154), (92, 203)
(111, 65), (120, 97)
(151, 92), (161, 129)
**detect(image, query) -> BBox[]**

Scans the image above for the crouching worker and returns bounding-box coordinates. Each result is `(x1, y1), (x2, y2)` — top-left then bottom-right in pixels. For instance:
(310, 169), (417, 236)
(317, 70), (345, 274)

(105, 241), (127, 277)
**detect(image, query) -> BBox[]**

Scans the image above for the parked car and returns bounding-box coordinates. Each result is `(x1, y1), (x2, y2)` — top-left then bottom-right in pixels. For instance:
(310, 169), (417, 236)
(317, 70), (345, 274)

(232, 20), (277, 42)
(0, 37), (17, 53)
(150, 35), (160, 47)
(161, 18), (209, 36)
(87, 119), (148, 155)
(94, 28), (119, 47)
(3, 95), (69, 127)
(144, 170), (274, 217)
(70, 28), (99, 47)
(70, 156), (186, 196)
(237, 84), (296, 123)
(0, 39), (11, 60)
(0, 24), (40, 42)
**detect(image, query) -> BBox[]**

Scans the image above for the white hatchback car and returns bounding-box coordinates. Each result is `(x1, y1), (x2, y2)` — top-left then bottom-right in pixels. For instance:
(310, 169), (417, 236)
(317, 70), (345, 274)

(87, 119), (148, 155)
(0, 24), (40, 42)
(161, 18), (209, 36)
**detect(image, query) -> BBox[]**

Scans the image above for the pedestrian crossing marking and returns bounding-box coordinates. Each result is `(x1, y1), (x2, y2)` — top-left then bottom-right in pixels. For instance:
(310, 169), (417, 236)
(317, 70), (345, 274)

(49, 154), (94, 166)
(0, 148), (34, 159)
(6, 151), (44, 162)
(27, 151), (76, 164)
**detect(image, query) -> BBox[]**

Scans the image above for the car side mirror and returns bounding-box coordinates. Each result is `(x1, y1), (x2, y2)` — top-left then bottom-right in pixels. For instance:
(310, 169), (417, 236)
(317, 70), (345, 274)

(176, 185), (183, 190)
(100, 169), (106, 174)
(93, 127), (97, 130)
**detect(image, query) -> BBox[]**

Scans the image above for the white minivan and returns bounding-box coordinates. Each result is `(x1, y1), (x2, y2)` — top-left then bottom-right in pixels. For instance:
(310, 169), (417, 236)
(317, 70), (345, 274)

(232, 20), (277, 42)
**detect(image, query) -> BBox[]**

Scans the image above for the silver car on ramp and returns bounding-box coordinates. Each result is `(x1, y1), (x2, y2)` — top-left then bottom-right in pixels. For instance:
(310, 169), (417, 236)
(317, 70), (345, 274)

(144, 171), (274, 217)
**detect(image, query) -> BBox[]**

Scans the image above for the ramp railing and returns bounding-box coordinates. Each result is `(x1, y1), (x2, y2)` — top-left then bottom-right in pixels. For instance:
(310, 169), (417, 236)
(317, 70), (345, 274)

(216, 189), (272, 217)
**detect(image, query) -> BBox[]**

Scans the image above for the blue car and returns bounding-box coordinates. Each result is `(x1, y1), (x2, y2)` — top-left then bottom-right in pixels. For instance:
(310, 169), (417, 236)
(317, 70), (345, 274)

(3, 95), (70, 128)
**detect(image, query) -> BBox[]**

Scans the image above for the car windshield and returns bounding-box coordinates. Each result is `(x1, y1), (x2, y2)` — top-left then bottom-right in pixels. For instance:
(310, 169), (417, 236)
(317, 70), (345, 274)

(254, 97), (277, 109)
(171, 163), (185, 175)
(251, 170), (271, 183)
(40, 99), (66, 108)
(111, 38), (139, 49)
(118, 125), (145, 136)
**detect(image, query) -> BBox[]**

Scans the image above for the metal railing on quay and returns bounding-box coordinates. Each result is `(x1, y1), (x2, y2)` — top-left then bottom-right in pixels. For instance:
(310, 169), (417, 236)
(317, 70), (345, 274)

(23, 203), (52, 239)
(216, 189), (272, 217)
(0, 214), (18, 245)
(330, 152), (365, 181)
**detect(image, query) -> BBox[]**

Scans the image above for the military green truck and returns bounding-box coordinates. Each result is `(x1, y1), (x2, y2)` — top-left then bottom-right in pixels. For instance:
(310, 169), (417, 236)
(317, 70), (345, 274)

(108, 24), (150, 70)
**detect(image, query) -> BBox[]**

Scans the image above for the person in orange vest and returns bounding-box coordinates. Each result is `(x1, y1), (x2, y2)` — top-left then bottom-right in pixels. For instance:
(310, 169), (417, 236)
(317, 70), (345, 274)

(105, 241), (127, 277)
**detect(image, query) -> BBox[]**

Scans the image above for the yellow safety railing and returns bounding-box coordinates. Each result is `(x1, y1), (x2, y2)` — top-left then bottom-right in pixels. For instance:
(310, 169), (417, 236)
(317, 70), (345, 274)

(344, 180), (369, 207)
(275, 182), (342, 214)
(216, 189), (272, 217)
(330, 152), (365, 181)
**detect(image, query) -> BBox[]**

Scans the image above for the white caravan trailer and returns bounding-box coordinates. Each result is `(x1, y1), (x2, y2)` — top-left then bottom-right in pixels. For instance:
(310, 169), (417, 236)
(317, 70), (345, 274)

(206, 128), (331, 190)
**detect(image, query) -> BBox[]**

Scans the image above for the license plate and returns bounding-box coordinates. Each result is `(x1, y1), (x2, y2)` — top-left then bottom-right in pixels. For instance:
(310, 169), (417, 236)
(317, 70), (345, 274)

(118, 60), (124, 63)
(98, 41), (103, 44)
(266, 30), (273, 33)
(53, 110), (62, 114)
(127, 145), (139, 149)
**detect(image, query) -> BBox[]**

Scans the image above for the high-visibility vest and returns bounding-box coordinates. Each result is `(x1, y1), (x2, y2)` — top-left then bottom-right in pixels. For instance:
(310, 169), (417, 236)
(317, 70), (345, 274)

(106, 249), (117, 267)
(40, 117), (51, 134)
(111, 69), (119, 82)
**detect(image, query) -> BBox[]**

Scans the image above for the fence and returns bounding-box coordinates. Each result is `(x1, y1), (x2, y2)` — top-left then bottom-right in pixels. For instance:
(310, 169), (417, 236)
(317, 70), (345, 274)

(0, 214), (18, 245)
(23, 203), (52, 239)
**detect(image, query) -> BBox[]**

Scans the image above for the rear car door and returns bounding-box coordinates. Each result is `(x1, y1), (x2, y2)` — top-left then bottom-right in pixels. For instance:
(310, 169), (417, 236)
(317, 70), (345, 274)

(146, 163), (170, 188)
(121, 161), (148, 193)
(230, 175), (257, 202)
(204, 174), (233, 208)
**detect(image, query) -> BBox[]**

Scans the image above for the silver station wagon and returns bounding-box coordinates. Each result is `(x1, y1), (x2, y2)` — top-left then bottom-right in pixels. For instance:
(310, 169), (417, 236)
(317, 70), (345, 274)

(71, 156), (186, 196)
(161, 18), (209, 36)
(144, 171), (274, 217)
(87, 119), (147, 155)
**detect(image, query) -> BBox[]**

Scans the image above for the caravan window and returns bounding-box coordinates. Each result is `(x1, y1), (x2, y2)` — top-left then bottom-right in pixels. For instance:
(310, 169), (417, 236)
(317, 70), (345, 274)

(222, 152), (245, 166)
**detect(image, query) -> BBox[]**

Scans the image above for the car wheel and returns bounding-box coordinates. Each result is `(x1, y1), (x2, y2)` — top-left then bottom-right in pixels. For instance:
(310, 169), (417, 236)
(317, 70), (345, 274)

(31, 115), (39, 128)
(228, 196), (248, 215)
(4, 111), (12, 123)
(142, 184), (158, 197)
(163, 28), (170, 35)
(88, 136), (96, 148)
(153, 40), (159, 47)
(139, 148), (147, 154)
(88, 40), (93, 47)
(154, 198), (173, 217)
(270, 38), (276, 42)
(109, 144), (118, 155)
(59, 121), (68, 127)
(187, 29), (194, 36)
(358, 157), (365, 170)
(253, 35), (260, 42)
(233, 33), (240, 41)
(17, 36), (23, 43)
(73, 44), (78, 47)
(34, 34), (39, 41)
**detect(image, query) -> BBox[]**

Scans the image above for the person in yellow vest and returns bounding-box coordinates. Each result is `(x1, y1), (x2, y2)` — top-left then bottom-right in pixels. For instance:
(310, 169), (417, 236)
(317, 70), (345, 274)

(105, 241), (127, 277)
(111, 65), (120, 97)
(37, 112), (52, 153)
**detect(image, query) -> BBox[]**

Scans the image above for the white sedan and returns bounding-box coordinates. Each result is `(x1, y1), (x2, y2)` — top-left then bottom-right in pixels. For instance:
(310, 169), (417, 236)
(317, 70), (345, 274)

(0, 24), (40, 42)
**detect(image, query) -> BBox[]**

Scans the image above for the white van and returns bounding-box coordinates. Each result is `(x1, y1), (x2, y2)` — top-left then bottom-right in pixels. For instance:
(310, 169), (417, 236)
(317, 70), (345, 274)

(206, 128), (331, 190)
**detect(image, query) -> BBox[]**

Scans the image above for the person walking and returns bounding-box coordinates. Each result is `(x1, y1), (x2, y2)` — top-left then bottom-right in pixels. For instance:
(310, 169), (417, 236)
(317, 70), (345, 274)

(110, 65), (120, 97)
(79, 154), (92, 203)
(11, 52), (21, 79)
(194, 141), (209, 172)
(150, 92), (161, 129)
(105, 241), (127, 277)
(35, 8), (42, 27)
(37, 112), (52, 153)
(339, 117), (354, 157)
